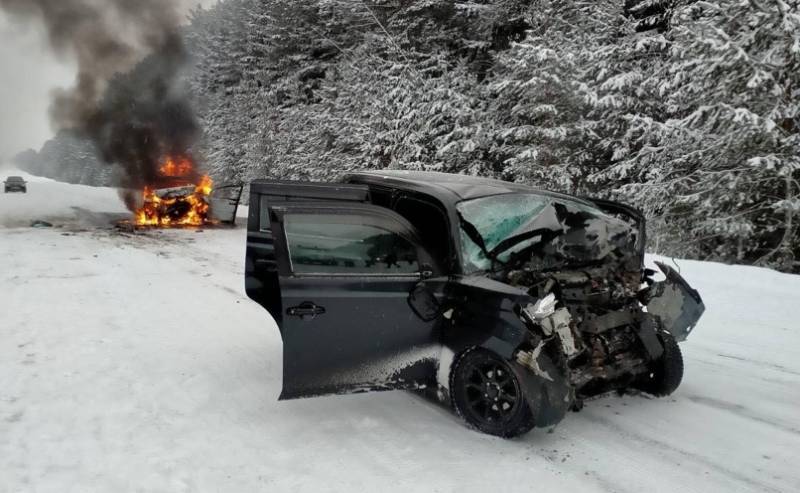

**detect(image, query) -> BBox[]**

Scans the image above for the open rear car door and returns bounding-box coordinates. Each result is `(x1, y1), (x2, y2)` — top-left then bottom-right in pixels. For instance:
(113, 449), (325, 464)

(246, 181), (441, 399)
(208, 184), (244, 224)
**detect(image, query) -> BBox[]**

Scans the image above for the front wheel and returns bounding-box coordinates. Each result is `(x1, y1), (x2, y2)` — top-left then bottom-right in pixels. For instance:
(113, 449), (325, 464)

(450, 348), (536, 438)
(635, 332), (684, 397)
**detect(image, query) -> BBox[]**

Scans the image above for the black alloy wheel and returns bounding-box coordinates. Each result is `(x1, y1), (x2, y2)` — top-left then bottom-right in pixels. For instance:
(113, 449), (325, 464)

(451, 349), (536, 437)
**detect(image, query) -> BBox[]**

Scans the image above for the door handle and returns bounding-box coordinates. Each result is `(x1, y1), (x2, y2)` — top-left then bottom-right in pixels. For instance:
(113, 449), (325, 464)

(286, 302), (326, 320)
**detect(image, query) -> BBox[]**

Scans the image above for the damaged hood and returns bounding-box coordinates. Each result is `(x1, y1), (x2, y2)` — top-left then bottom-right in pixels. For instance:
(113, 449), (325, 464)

(502, 203), (637, 270)
(458, 193), (641, 274)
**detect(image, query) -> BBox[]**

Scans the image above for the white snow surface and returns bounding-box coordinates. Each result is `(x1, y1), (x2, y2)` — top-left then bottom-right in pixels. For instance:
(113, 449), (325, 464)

(1, 170), (799, 492)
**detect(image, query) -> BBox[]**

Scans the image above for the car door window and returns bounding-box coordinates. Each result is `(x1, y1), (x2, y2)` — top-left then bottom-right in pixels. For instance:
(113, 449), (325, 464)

(284, 213), (419, 275)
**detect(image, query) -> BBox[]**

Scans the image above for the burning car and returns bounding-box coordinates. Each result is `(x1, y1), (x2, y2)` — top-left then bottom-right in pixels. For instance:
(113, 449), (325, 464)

(132, 157), (243, 227)
(245, 171), (705, 437)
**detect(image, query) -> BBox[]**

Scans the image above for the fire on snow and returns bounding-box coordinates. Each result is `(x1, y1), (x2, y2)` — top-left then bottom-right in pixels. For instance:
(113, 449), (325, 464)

(135, 156), (215, 227)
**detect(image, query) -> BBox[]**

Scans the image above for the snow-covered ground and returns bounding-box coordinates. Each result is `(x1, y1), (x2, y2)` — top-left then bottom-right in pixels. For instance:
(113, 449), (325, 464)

(1, 169), (799, 493)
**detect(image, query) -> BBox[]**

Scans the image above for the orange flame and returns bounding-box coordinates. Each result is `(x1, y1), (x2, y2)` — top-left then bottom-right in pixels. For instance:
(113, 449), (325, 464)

(134, 155), (214, 227)
(159, 156), (193, 177)
(195, 175), (213, 196)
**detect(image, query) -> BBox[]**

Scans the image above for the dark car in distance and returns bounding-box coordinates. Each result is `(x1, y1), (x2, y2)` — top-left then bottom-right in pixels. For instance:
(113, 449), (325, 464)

(245, 171), (705, 437)
(4, 176), (27, 193)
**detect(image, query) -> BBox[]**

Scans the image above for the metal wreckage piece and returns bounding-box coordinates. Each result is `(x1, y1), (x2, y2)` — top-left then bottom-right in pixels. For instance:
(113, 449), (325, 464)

(244, 171), (706, 437)
(647, 261), (705, 342)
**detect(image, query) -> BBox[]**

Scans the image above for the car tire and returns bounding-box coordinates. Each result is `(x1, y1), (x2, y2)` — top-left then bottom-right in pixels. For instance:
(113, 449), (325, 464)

(635, 332), (684, 397)
(450, 348), (536, 438)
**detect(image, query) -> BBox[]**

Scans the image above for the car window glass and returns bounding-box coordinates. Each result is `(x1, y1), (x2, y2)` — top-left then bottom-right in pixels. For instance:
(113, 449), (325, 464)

(284, 214), (419, 275)
(457, 194), (551, 272)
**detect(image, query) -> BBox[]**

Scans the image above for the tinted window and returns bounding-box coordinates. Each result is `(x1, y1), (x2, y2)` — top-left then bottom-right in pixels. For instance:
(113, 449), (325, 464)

(284, 214), (419, 275)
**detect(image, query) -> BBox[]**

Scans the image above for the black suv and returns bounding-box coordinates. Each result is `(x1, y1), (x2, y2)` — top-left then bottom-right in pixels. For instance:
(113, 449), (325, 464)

(4, 176), (27, 193)
(245, 171), (704, 437)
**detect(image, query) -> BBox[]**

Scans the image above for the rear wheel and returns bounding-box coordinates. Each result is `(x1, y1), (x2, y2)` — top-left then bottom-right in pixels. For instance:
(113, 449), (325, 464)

(450, 348), (536, 438)
(635, 332), (684, 396)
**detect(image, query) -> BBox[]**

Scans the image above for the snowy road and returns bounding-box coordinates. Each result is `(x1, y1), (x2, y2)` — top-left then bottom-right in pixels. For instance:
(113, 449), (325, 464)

(1, 171), (799, 492)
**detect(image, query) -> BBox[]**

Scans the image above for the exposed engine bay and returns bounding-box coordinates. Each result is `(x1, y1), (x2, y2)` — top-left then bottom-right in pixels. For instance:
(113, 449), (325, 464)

(494, 212), (704, 401)
(511, 266), (658, 398)
(455, 192), (704, 401)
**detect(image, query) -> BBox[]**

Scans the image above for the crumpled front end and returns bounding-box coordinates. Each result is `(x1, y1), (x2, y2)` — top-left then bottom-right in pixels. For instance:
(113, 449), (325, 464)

(508, 257), (706, 401)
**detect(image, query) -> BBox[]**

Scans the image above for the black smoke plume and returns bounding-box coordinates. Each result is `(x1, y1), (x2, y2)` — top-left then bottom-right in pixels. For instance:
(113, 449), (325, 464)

(0, 0), (199, 209)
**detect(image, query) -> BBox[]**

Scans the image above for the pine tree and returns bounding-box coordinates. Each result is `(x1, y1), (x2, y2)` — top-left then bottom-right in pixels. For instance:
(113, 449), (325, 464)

(615, 0), (800, 270)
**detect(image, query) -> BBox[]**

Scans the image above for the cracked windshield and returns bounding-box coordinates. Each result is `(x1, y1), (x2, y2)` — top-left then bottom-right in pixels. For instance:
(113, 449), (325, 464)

(457, 193), (551, 272)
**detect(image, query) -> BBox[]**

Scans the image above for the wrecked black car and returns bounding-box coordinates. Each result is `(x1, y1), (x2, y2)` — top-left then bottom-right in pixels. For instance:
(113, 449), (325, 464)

(245, 171), (705, 437)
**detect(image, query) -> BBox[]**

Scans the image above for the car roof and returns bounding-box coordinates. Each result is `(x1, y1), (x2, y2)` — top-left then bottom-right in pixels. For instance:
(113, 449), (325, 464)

(344, 170), (592, 206)
(6, 176), (24, 180)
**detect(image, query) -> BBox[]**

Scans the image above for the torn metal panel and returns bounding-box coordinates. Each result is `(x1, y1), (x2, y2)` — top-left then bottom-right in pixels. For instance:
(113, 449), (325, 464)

(521, 293), (558, 322)
(521, 301), (580, 358)
(516, 342), (554, 382)
(648, 261), (706, 342)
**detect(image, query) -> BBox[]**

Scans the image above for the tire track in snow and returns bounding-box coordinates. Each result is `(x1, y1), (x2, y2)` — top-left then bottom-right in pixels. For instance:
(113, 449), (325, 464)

(714, 353), (800, 377)
(684, 395), (800, 437)
(580, 412), (785, 493)
(687, 357), (800, 390)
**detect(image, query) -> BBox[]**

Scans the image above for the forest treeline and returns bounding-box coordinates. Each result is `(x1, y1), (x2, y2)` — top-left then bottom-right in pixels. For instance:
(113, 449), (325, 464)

(17, 0), (800, 272)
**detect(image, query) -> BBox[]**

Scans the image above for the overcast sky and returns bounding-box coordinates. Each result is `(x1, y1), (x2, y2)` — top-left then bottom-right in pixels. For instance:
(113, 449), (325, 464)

(0, 0), (217, 162)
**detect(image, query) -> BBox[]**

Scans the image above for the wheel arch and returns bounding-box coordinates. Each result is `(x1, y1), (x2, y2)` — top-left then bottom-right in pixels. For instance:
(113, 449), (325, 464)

(438, 282), (575, 429)
(445, 337), (574, 429)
